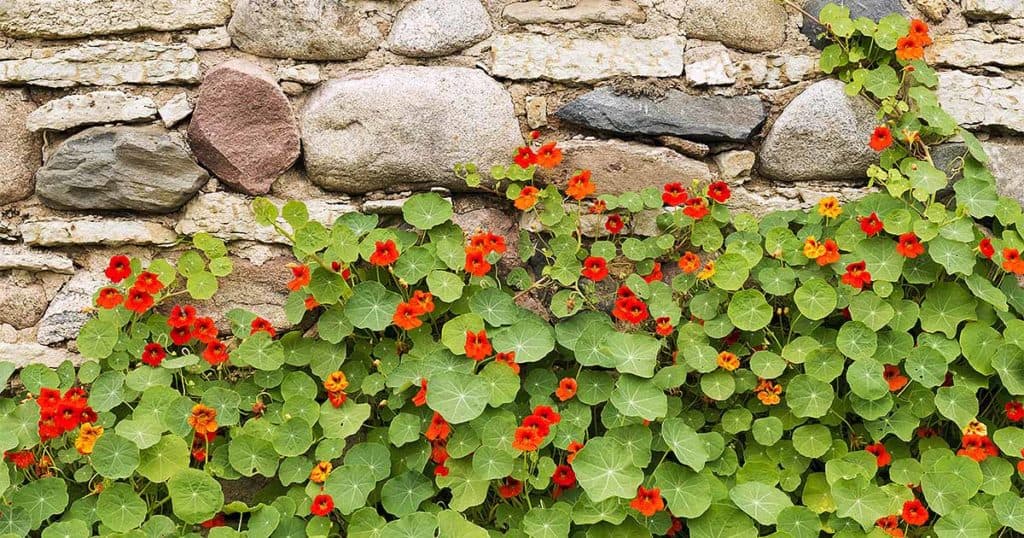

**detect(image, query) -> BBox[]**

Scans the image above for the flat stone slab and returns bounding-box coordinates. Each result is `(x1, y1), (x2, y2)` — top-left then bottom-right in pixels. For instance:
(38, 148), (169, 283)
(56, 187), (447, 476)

(175, 192), (358, 244)
(228, 0), (384, 60)
(555, 87), (765, 142)
(503, 0), (645, 24)
(962, 0), (1024, 19)
(0, 246), (74, 274)
(661, 0), (788, 52)
(0, 0), (231, 38)
(927, 34), (1024, 68)
(20, 219), (178, 247)
(0, 41), (200, 88)
(0, 342), (80, 368)
(489, 35), (684, 82)
(36, 272), (105, 345)
(937, 71), (1024, 134)
(26, 90), (157, 132)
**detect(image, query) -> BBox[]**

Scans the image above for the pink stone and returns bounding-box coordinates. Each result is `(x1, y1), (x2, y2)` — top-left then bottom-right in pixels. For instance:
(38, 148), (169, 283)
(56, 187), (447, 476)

(187, 60), (300, 195)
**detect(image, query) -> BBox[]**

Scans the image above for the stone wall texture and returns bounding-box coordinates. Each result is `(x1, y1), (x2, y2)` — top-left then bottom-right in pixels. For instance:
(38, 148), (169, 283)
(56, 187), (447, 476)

(0, 0), (1021, 366)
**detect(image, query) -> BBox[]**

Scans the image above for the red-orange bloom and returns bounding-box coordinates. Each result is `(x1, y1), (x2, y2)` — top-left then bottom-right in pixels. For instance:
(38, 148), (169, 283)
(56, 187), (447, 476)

(581, 256), (608, 281)
(512, 426), (542, 452)
(896, 34), (924, 61)
(869, 126), (893, 151)
(1007, 401), (1024, 422)
(552, 464), (576, 488)
(522, 414), (551, 437)
(170, 325), (191, 346)
(498, 477), (523, 498)
(896, 233), (925, 258)
(876, 515), (903, 538)
(859, 212), (884, 237)
(605, 214), (624, 234)
(409, 290), (435, 315)
(425, 412), (451, 441)
(816, 239), (840, 266)
(134, 271), (164, 294)
(678, 252), (701, 274)
(662, 183), (688, 206)
(566, 170), (595, 200)
(532, 405), (561, 425)
(515, 186), (540, 210)
(393, 302), (424, 331)
(105, 255), (132, 283)
(655, 317), (674, 337)
(370, 240), (399, 266)
(4, 451), (35, 469)
(902, 499), (928, 527)
(465, 330), (492, 361)
(305, 296), (320, 310)
(496, 352), (519, 374)
(202, 341), (229, 366)
(287, 264), (311, 291)
(514, 146), (536, 168)
(630, 486), (665, 517)
(168, 304), (196, 328)
(464, 247), (492, 277)
(643, 261), (662, 283)
(310, 494), (334, 517)
(141, 342), (166, 367)
(707, 181), (731, 204)
(612, 296), (649, 324)
(566, 441), (584, 464)
(250, 317), (276, 337)
(535, 142), (563, 169)
(1003, 248), (1024, 275)
(192, 317), (218, 344)
(555, 377), (577, 402)
(866, 442), (891, 467)
(412, 380), (428, 407)
(124, 287), (154, 314)
(97, 287), (123, 309)
(884, 364), (909, 392)
(842, 261), (872, 289)
(683, 197), (709, 220)
(979, 238), (995, 259)
(589, 200), (607, 214)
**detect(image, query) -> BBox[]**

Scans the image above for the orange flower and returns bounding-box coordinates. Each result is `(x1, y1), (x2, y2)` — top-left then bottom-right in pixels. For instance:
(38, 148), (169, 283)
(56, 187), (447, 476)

(287, 264), (311, 291)
(678, 252), (701, 274)
(96, 287), (123, 309)
(865, 442), (891, 467)
(909, 19), (932, 45)
(532, 405), (561, 425)
(188, 404), (218, 435)
(555, 377), (577, 401)
(201, 341), (229, 365)
(464, 247), (492, 277)
(512, 426), (542, 452)
(425, 412), (451, 442)
(134, 271), (164, 294)
(304, 296), (320, 310)
(883, 364), (908, 392)
(876, 515), (904, 538)
(124, 287), (154, 314)
(816, 239), (840, 266)
(412, 380), (428, 407)
(803, 236), (826, 259)
(630, 486), (664, 517)
(310, 461), (332, 484)
(370, 240), (399, 266)
(662, 183), (688, 206)
(697, 261), (716, 281)
(1003, 248), (1024, 275)
(409, 290), (435, 315)
(393, 302), (423, 330)
(498, 477), (523, 498)
(74, 423), (104, 455)
(896, 233), (925, 259)
(902, 499), (929, 526)
(612, 296), (649, 324)
(896, 34), (924, 61)
(818, 197), (842, 219)
(515, 186), (540, 210)
(465, 330), (492, 361)
(566, 441), (584, 464)
(655, 317), (673, 337)
(717, 351), (740, 371)
(250, 317), (276, 338)
(535, 141), (563, 169)
(755, 378), (782, 406)
(869, 126), (893, 152)
(683, 197), (709, 220)
(566, 169), (596, 200)
(589, 200), (607, 214)
(324, 371), (349, 394)
(841, 261), (871, 289)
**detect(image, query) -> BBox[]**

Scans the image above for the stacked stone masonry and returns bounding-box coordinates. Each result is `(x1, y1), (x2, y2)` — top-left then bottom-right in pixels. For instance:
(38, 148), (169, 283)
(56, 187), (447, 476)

(0, 0), (1022, 366)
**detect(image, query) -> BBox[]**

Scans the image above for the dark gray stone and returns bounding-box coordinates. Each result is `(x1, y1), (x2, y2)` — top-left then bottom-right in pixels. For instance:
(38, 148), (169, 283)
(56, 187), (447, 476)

(801, 0), (908, 48)
(554, 87), (766, 142)
(35, 125), (209, 213)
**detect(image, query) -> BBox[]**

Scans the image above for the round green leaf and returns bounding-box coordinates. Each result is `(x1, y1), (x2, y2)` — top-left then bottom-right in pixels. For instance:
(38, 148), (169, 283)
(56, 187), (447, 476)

(573, 437), (644, 502)
(167, 469), (224, 524)
(794, 279), (837, 320)
(96, 483), (146, 532)
(727, 289), (773, 331)
(91, 434), (140, 479)
(402, 192), (453, 230)
(345, 281), (403, 332)
(426, 372), (490, 424)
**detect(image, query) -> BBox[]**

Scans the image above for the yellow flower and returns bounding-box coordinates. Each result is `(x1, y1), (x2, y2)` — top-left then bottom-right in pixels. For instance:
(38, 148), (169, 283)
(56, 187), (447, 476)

(324, 371), (349, 394)
(717, 351), (740, 371)
(75, 423), (104, 455)
(310, 461), (332, 484)
(697, 261), (716, 281)
(803, 236), (826, 259)
(817, 197), (842, 219)
(963, 419), (987, 436)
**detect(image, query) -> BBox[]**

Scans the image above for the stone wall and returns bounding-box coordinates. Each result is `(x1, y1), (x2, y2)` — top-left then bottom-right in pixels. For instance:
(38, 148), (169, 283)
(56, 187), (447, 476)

(0, 0), (1022, 366)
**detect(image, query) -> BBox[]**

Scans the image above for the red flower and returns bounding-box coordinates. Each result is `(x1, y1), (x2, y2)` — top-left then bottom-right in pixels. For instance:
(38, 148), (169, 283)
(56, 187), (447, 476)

(841, 261), (872, 289)
(38, 387), (61, 409)
(707, 181), (731, 203)
(667, 517), (684, 537)
(529, 130), (541, 140)
(662, 183), (688, 206)
(683, 197), (709, 220)
(535, 142), (563, 169)
(909, 19), (932, 45)
(1007, 401), (1024, 422)
(902, 499), (929, 526)
(959, 434), (1000, 462)
(124, 287), (154, 314)
(464, 247), (492, 277)
(532, 405), (561, 425)
(433, 464), (450, 477)
(425, 412), (451, 441)
(859, 212), (884, 237)
(514, 146), (536, 169)
(884, 364), (909, 392)
(328, 391), (347, 408)
(896, 34), (924, 61)
(305, 296), (320, 310)
(612, 296), (649, 324)
(876, 515), (903, 538)
(566, 441), (584, 464)
(496, 352), (519, 374)
(498, 477), (523, 498)
(566, 170), (596, 200)
(464, 330), (492, 361)
(167, 305), (196, 328)
(141, 342), (166, 367)
(200, 514), (226, 528)
(310, 494), (334, 517)
(581, 256), (608, 281)
(896, 233), (925, 259)
(605, 214), (624, 235)
(869, 126), (893, 151)
(192, 317), (218, 344)
(393, 302), (424, 331)
(979, 238), (995, 259)
(170, 325), (192, 346)
(4, 451), (35, 470)
(1003, 248), (1024, 275)
(630, 486), (665, 517)
(522, 415), (551, 437)
(370, 240), (399, 266)
(430, 440), (449, 464)
(678, 252), (701, 274)
(589, 200), (607, 214)
(96, 287), (123, 309)
(250, 317), (276, 337)
(515, 185), (540, 210)
(555, 377), (577, 401)
(865, 442), (892, 467)
(470, 232), (507, 256)
(133, 271), (164, 294)
(552, 464), (576, 488)
(104, 255), (132, 283)
(202, 341), (229, 365)
(655, 317), (673, 337)
(409, 290), (435, 315)
(616, 285), (635, 299)
(412, 380), (428, 407)
(642, 262), (662, 283)
(512, 426), (542, 452)
(287, 264), (311, 291)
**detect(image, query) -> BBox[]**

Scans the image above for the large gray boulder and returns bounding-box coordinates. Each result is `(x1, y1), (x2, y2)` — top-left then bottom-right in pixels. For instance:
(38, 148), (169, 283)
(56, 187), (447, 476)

(301, 66), (522, 193)
(661, 0), (787, 52)
(388, 0), (492, 58)
(228, 0), (384, 60)
(759, 80), (878, 182)
(35, 125), (208, 213)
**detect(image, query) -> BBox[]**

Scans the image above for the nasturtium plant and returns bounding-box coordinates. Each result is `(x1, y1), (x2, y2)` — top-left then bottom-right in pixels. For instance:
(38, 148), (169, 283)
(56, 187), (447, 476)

(1, 5), (1023, 538)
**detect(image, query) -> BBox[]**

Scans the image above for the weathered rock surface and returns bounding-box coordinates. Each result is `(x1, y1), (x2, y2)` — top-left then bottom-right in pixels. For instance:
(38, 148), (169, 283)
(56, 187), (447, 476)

(228, 0), (384, 60)
(388, 0), (492, 57)
(0, 342), (79, 368)
(503, 0), (645, 24)
(302, 66), (522, 193)
(538, 139), (713, 194)
(662, 0), (787, 52)
(0, 0), (231, 38)
(187, 60), (301, 195)
(0, 90), (41, 205)
(36, 272), (105, 345)
(490, 35), (684, 81)
(962, 0), (1024, 19)
(182, 254), (293, 331)
(759, 79), (877, 182)
(20, 219), (178, 247)
(927, 34), (1024, 67)
(0, 41), (201, 88)
(684, 43), (735, 86)
(555, 87), (765, 142)
(801, 0), (907, 47)
(36, 126), (208, 213)
(976, 138), (1024, 204)
(26, 91), (157, 132)
(176, 192), (357, 243)
(277, 64), (321, 85)
(187, 26), (233, 49)
(159, 93), (193, 127)
(937, 71), (1024, 134)
(0, 278), (48, 330)
(0, 246), (74, 274)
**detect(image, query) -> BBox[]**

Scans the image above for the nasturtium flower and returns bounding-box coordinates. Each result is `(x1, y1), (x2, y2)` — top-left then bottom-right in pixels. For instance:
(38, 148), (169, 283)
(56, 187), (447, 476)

(170, 325), (191, 346)
(141, 342), (166, 367)
(192, 317), (218, 344)
(964, 419), (987, 437)
(409, 290), (435, 314)
(96, 287), (123, 309)
(552, 464), (576, 488)
(869, 126), (893, 152)
(287, 263), (311, 291)
(328, 391), (347, 408)
(902, 499), (929, 526)
(655, 317), (673, 337)
(498, 478), (523, 498)
(124, 287), (154, 314)
(859, 212), (885, 236)
(515, 185), (540, 210)
(522, 415), (551, 437)
(310, 461), (332, 484)
(717, 351), (740, 372)
(642, 261), (662, 283)
(465, 330), (492, 361)
(3, 451), (34, 470)
(909, 19), (932, 44)
(393, 302), (423, 330)
(134, 271), (164, 294)
(816, 239), (840, 266)
(817, 196), (842, 219)
(958, 434), (999, 462)
(662, 183), (688, 206)
(250, 317), (276, 337)
(496, 352), (520, 374)
(431, 440), (449, 464)
(512, 426), (542, 452)
(514, 146), (536, 169)
(535, 141), (563, 169)
(566, 441), (584, 464)
(883, 364), (909, 392)
(605, 214), (624, 234)
(896, 232), (925, 258)
(104, 255), (132, 283)
(896, 34), (924, 60)
(464, 247), (492, 277)
(310, 494), (334, 517)
(555, 377), (577, 401)
(865, 442), (892, 467)
(168, 304), (196, 328)
(304, 296), (320, 310)
(755, 379), (782, 406)
(683, 197), (709, 220)
(74, 423), (103, 455)
(803, 237), (826, 259)
(1003, 248), (1024, 275)
(876, 515), (903, 538)
(581, 256), (608, 281)
(678, 252), (701, 274)
(589, 199), (606, 214)
(370, 240), (400, 266)
(425, 412), (451, 442)
(202, 341), (229, 366)
(612, 296), (649, 324)
(667, 517), (684, 537)
(979, 238), (995, 259)
(434, 464), (450, 477)
(412, 380), (428, 407)
(1007, 401), (1024, 422)
(566, 170), (595, 200)
(470, 232), (506, 256)
(616, 285), (635, 299)
(532, 405), (561, 425)
(188, 404), (218, 435)
(841, 261), (872, 289)
(630, 486), (665, 517)
(324, 371), (349, 394)
(707, 181), (731, 203)
(697, 261), (716, 281)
